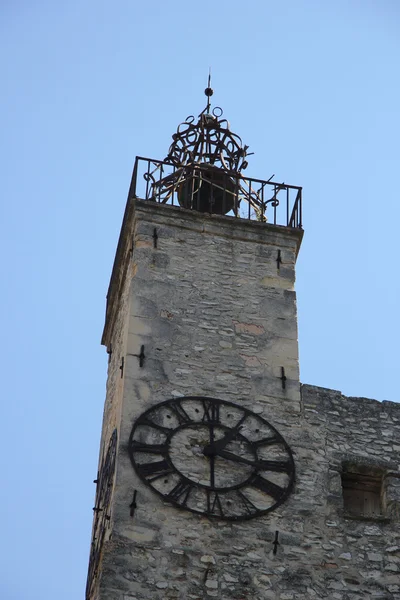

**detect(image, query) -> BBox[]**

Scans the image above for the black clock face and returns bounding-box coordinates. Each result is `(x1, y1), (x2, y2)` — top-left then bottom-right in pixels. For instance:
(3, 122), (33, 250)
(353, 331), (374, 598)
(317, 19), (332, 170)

(128, 397), (294, 521)
(86, 429), (117, 600)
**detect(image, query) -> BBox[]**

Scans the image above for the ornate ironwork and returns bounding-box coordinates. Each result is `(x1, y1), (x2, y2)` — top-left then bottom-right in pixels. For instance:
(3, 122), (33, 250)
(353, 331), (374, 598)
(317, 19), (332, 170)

(167, 75), (251, 174)
(166, 107), (250, 174)
(128, 81), (302, 226)
(128, 396), (295, 521)
(86, 429), (117, 600)
(131, 156), (302, 227)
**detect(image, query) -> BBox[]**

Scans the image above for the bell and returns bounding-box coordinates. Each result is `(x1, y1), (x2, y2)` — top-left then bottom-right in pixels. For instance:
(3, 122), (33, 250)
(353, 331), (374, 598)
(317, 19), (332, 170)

(177, 165), (237, 215)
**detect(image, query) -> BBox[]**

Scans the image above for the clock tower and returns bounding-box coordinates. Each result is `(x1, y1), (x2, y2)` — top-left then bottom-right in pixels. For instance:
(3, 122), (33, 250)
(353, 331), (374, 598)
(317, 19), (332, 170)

(86, 85), (304, 600)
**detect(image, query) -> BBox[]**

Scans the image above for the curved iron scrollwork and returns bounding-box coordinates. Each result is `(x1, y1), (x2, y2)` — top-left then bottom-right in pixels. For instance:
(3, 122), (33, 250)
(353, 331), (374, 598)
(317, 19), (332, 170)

(166, 107), (251, 174)
(86, 429), (117, 600)
(153, 90), (269, 217)
(130, 85), (303, 227)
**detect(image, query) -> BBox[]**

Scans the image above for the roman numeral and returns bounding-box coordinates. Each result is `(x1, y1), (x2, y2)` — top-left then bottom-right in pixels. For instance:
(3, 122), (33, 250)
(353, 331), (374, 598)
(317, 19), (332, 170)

(202, 400), (220, 424)
(170, 401), (191, 425)
(206, 490), (224, 517)
(167, 479), (193, 505)
(237, 491), (257, 515)
(253, 434), (280, 447)
(137, 459), (173, 481)
(251, 475), (285, 501)
(130, 441), (169, 455)
(257, 459), (292, 473)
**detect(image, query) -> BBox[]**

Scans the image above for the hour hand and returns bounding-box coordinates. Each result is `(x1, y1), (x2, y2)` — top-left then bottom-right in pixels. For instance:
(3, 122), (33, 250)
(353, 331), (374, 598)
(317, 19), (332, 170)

(203, 419), (245, 456)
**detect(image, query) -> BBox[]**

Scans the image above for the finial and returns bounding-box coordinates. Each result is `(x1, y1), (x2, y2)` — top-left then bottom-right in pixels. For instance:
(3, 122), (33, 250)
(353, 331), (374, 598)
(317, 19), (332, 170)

(204, 68), (213, 113)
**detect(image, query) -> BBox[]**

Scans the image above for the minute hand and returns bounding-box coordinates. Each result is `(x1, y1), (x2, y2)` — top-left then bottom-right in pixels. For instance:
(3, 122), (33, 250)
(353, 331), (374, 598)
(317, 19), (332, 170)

(215, 449), (291, 472)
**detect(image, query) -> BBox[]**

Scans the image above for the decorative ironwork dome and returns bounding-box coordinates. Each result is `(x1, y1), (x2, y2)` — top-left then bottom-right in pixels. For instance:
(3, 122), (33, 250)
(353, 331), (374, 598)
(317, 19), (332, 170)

(163, 79), (253, 214)
(166, 91), (251, 173)
(131, 79), (302, 227)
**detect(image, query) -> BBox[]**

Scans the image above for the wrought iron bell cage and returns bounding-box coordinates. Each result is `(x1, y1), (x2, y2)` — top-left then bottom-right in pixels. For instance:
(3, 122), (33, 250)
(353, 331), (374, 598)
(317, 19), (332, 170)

(129, 84), (302, 228)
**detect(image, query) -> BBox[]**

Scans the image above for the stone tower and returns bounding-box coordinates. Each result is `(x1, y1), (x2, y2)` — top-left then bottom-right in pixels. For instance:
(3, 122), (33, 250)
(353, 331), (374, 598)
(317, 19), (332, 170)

(86, 89), (400, 600)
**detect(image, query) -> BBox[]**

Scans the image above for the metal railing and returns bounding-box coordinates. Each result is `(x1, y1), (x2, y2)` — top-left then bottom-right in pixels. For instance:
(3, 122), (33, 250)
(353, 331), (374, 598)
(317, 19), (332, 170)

(130, 156), (302, 228)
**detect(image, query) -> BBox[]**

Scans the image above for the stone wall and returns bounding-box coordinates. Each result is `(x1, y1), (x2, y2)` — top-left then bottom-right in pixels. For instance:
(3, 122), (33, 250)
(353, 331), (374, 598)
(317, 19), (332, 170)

(99, 387), (400, 600)
(298, 384), (400, 599)
(86, 219), (133, 600)
(91, 200), (400, 600)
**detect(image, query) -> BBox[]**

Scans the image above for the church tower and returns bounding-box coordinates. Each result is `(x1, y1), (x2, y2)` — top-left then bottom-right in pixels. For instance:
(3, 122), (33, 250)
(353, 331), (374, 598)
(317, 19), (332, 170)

(86, 84), (305, 600)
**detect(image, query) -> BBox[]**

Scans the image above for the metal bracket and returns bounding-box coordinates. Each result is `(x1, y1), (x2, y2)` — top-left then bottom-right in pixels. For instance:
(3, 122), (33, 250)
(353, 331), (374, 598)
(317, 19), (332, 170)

(120, 357), (124, 378)
(153, 227), (158, 249)
(273, 530), (279, 555)
(133, 345), (145, 367)
(129, 490), (138, 517)
(107, 344), (112, 364)
(280, 367), (286, 390)
(277, 250), (282, 270)
(203, 566), (211, 583)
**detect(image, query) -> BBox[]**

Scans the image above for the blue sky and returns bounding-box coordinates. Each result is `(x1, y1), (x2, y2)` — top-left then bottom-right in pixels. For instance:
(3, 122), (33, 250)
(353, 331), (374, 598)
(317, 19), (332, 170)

(1, 1), (399, 599)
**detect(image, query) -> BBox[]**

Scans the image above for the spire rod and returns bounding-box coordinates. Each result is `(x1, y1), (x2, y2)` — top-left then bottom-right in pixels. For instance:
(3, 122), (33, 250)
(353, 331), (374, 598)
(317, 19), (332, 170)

(204, 68), (213, 113)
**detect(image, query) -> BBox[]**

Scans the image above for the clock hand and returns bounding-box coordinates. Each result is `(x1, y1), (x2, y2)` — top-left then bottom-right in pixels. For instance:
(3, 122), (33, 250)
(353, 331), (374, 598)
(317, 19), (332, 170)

(209, 453), (215, 488)
(209, 421), (215, 487)
(214, 449), (258, 466)
(203, 416), (246, 456)
(214, 449), (290, 472)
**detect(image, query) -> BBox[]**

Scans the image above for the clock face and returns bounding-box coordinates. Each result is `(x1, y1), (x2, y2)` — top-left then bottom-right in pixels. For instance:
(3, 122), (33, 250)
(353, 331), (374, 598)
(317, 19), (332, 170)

(86, 429), (117, 599)
(128, 397), (294, 521)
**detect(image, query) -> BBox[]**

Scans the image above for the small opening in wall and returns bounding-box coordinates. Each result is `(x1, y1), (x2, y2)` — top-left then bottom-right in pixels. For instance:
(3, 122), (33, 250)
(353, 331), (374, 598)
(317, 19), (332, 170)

(341, 464), (385, 519)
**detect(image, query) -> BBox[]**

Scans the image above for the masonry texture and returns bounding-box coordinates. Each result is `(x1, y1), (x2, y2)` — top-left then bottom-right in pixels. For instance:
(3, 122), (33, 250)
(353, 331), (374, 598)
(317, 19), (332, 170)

(87, 199), (400, 600)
